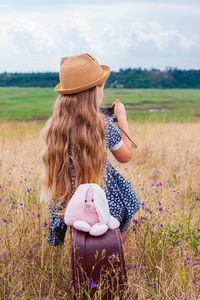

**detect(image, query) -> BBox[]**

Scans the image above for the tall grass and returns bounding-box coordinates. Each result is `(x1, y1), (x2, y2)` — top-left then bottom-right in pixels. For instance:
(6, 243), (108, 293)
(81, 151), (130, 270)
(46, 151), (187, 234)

(0, 121), (199, 299)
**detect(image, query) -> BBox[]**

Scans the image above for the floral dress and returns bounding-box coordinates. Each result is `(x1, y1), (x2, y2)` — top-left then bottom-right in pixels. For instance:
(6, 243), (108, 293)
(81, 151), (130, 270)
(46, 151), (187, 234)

(48, 116), (140, 246)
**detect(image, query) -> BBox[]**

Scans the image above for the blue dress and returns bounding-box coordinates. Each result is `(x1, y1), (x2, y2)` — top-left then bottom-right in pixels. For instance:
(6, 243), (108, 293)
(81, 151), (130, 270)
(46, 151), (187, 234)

(48, 116), (140, 246)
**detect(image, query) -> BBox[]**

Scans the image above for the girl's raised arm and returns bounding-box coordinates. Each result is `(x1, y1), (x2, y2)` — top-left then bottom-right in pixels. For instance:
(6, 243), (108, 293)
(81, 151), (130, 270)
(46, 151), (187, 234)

(111, 99), (133, 163)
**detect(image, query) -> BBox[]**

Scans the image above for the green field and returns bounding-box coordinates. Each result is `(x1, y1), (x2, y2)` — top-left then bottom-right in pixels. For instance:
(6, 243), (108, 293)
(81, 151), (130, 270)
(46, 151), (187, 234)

(0, 87), (200, 122)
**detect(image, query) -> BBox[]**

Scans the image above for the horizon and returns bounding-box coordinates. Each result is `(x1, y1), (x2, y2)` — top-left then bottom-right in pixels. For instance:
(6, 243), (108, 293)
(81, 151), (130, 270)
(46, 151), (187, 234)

(1, 67), (200, 74)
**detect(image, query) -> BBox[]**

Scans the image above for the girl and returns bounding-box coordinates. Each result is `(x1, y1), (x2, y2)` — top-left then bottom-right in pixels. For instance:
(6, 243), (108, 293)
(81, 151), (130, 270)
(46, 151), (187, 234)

(40, 53), (140, 246)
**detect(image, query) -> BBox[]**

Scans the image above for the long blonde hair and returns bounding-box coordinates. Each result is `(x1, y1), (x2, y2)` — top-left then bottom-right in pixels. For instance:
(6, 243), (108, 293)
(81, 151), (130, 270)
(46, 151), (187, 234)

(40, 86), (106, 210)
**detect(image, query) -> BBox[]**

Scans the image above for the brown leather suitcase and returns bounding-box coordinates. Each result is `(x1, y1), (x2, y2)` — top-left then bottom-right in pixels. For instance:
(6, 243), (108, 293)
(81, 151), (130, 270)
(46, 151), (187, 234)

(70, 227), (127, 299)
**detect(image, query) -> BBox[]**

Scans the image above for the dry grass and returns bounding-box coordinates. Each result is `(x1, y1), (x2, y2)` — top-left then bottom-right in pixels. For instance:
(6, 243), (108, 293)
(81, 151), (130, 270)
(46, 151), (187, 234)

(0, 120), (200, 299)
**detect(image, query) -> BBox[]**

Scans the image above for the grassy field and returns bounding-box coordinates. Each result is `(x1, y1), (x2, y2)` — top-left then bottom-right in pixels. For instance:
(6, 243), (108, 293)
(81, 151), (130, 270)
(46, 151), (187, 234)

(1, 87), (200, 122)
(0, 121), (200, 299)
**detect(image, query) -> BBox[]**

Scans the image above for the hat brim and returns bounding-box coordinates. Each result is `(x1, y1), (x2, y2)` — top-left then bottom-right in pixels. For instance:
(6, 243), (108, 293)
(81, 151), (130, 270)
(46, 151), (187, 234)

(55, 65), (110, 95)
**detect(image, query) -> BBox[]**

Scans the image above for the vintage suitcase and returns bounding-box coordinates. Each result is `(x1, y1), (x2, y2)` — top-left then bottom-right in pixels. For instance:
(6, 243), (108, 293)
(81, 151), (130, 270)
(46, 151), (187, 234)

(70, 227), (127, 299)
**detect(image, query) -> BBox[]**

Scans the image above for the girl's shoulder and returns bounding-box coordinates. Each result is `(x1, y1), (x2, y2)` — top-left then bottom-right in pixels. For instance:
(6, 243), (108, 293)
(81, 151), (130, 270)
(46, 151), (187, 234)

(105, 116), (116, 134)
(105, 116), (114, 127)
(105, 117), (123, 151)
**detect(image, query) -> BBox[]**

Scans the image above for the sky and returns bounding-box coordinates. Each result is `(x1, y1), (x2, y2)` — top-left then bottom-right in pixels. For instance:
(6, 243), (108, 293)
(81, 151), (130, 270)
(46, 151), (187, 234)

(0, 0), (199, 72)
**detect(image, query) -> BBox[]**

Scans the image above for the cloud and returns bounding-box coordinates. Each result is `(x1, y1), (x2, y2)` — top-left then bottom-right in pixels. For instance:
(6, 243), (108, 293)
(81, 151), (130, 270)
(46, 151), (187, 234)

(0, 1), (200, 71)
(129, 22), (198, 53)
(9, 19), (57, 55)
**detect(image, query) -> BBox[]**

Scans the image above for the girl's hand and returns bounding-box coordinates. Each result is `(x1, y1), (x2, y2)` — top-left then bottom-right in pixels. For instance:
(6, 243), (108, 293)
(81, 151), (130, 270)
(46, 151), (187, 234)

(112, 99), (127, 121)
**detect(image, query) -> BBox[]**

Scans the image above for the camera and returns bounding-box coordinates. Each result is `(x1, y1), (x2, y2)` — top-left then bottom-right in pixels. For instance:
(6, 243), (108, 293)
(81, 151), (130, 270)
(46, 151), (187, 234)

(99, 106), (117, 122)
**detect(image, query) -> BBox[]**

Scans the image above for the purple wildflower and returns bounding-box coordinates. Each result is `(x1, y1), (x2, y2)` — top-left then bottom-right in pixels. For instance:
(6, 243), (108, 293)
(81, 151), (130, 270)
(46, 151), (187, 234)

(193, 263), (198, 267)
(87, 281), (97, 287)
(132, 265), (142, 269)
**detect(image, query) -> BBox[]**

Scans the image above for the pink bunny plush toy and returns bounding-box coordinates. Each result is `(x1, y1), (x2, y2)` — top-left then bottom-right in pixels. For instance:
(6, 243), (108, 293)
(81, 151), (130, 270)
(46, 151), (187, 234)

(64, 183), (120, 236)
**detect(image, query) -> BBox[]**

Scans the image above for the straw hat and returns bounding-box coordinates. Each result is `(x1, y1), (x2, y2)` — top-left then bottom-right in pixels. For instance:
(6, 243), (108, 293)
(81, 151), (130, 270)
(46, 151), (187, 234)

(55, 53), (111, 95)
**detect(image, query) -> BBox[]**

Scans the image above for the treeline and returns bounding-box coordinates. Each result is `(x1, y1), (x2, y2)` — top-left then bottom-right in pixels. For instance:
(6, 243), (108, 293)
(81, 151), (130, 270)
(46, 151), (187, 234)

(1, 68), (200, 88)
(0, 72), (58, 88)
